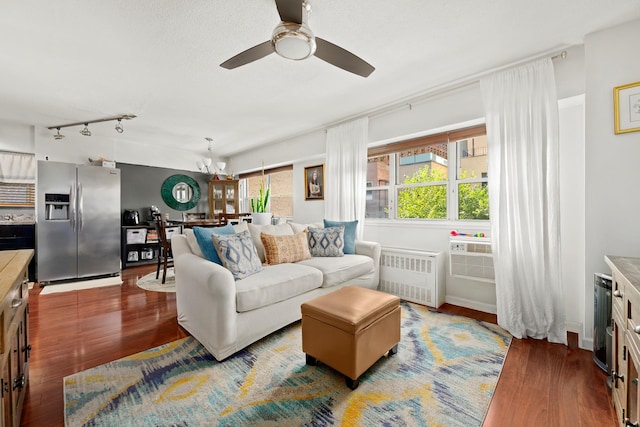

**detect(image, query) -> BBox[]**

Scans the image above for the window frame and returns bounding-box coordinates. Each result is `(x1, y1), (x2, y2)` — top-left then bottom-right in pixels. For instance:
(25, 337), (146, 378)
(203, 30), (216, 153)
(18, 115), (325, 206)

(366, 124), (488, 222)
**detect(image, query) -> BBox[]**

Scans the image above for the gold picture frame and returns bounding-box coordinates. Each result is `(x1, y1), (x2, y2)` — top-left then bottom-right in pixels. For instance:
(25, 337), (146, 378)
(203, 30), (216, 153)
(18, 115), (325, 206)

(304, 164), (324, 200)
(614, 81), (640, 134)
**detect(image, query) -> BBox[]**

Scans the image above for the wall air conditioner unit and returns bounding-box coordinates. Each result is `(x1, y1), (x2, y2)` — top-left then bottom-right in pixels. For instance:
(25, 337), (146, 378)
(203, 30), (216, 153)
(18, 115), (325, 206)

(449, 237), (495, 283)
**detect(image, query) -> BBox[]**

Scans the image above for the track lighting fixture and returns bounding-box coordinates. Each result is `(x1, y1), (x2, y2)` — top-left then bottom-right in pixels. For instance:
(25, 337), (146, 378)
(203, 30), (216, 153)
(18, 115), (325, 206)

(53, 128), (65, 140)
(47, 114), (137, 140)
(79, 124), (91, 136)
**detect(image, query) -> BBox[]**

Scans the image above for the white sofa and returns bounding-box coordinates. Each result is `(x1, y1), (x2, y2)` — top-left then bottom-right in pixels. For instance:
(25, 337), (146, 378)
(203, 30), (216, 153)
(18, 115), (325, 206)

(171, 222), (381, 361)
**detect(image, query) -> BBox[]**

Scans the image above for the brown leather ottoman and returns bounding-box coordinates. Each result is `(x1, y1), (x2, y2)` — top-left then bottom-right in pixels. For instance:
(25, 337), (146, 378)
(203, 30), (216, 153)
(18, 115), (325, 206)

(301, 286), (401, 389)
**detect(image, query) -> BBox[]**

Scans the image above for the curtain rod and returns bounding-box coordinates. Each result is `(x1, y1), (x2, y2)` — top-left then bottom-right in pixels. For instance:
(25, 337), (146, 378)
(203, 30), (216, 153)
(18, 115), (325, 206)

(324, 48), (569, 130)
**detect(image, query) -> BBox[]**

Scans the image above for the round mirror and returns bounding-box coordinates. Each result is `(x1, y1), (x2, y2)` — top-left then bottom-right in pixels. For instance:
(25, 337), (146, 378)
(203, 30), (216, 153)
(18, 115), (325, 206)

(161, 174), (201, 211)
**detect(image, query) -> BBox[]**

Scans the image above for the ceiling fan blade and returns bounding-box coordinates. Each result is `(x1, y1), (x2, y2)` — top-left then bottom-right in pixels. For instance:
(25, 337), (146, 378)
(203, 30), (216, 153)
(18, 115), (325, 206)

(220, 40), (275, 69)
(275, 0), (303, 24)
(314, 37), (375, 77)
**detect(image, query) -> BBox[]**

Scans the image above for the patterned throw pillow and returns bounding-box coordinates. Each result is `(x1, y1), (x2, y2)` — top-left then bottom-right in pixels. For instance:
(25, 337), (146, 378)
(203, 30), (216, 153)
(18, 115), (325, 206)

(323, 219), (358, 254)
(261, 231), (311, 265)
(308, 226), (345, 257)
(211, 230), (263, 280)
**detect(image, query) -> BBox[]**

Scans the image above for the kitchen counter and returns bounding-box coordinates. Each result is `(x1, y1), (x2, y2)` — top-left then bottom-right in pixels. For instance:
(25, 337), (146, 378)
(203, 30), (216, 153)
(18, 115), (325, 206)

(0, 224), (36, 281)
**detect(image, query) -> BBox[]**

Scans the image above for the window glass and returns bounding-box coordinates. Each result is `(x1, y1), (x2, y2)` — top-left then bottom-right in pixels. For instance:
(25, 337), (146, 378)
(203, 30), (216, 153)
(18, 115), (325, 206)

(458, 182), (489, 220)
(366, 125), (488, 221)
(241, 169), (293, 218)
(365, 189), (389, 218)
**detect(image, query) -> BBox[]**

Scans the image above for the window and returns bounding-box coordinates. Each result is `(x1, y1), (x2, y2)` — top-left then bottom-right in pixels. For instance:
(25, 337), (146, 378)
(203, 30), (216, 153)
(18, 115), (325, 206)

(239, 166), (293, 218)
(366, 124), (488, 221)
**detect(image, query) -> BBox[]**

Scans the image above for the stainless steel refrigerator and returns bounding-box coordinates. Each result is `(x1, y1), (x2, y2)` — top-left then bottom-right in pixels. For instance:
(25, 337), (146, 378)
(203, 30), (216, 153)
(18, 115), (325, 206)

(37, 161), (121, 283)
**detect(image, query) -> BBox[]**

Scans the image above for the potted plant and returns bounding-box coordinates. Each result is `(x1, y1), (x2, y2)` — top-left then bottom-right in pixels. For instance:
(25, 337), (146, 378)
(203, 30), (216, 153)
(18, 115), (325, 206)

(250, 166), (272, 225)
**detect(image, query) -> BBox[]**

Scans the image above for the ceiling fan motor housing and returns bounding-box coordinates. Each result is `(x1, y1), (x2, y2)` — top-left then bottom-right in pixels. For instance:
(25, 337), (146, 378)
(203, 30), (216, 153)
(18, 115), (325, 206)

(272, 22), (316, 60)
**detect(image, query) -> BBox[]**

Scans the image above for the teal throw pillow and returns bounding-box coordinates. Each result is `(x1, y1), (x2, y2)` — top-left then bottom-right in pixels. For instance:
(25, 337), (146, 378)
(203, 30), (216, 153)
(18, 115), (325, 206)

(211, 230), (263, 280)
(323, 219), (358, 254)
(308, 226), (344, 257)
(193, 224), (235, 265)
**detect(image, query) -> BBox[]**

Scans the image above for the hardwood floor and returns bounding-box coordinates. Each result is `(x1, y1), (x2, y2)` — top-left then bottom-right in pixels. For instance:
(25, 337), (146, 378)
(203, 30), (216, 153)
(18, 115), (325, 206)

(21, 266), (616, 426)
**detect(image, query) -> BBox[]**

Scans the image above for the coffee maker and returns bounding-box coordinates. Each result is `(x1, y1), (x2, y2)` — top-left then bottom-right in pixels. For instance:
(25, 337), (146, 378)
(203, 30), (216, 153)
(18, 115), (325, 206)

(123, 209), (140, 226)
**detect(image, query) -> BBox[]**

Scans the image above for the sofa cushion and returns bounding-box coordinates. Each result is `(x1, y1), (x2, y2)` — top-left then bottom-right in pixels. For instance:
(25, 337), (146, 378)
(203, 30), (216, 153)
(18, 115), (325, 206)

(323, 219), (358, 254)
(308, 226), (344, 257)
(193, 224), (235, 265)
(248, 222), (294, 262)
(288, 221), (323, 234)
(261, 231), (311, 265)
(184, 228), (205, 258)
(235, 263), (323, 312)
(296, 254), (374, 288)
(211, 230), (263, 280)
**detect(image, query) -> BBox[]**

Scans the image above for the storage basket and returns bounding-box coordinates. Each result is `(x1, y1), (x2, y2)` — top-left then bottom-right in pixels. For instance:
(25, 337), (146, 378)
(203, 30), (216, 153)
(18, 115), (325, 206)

(127, 251), (139, 262)
(140, 247), (155, 260)
(165, 226), (181, 240)
(126, 228), (147, 244)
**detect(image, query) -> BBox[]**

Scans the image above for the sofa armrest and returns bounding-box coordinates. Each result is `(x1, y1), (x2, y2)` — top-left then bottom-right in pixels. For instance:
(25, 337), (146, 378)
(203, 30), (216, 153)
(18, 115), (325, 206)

(355, 240), (381, 264)
(172, 235), (238, 354)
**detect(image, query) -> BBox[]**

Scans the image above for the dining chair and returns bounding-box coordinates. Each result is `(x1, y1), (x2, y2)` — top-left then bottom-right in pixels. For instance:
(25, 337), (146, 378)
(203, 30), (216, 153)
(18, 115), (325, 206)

(152, 213), (174, 284)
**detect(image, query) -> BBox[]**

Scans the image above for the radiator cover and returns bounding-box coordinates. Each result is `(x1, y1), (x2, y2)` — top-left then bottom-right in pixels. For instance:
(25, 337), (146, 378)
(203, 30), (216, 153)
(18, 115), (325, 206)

(379, 247), (445, 308)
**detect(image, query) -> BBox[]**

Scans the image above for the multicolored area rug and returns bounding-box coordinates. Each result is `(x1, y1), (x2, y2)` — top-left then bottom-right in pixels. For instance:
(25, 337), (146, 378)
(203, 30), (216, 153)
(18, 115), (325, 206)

(64, 302), (511, 426)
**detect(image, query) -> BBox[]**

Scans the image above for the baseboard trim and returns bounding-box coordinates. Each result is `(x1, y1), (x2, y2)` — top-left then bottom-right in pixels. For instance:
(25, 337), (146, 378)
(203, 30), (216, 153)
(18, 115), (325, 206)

(444, 295), (497, 314)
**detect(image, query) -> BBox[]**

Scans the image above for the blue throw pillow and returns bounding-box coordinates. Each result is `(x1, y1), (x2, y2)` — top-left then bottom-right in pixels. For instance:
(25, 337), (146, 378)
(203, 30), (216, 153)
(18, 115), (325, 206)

(193, 224), (235, 265)
(323, 219), (358, 254)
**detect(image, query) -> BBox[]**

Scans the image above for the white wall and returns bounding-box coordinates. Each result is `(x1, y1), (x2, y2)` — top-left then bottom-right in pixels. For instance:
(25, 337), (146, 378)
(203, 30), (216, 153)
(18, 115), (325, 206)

(0, 120), (34, 153)
(558, 95), (586, 342)
(584, 18), (640, 344)
(33, 126), (198, 171)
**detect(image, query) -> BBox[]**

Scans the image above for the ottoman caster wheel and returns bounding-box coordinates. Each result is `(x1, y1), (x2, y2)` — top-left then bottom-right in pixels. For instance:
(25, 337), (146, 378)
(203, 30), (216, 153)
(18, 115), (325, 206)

(346, 376), (360, 390)
(305, 354), (317, 366)
(389, 343), (398, 356)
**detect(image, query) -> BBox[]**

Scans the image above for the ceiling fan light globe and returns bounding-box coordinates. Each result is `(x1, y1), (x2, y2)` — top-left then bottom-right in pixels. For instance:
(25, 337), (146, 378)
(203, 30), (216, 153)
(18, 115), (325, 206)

(272, 23), (316, 60)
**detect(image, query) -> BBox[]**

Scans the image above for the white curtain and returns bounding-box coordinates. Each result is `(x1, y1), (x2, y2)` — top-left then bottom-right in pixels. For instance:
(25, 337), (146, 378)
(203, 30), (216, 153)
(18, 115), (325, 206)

(0, 152), (36, 183)
(480, 58), (566, 344)
(325, 117), (368, 239)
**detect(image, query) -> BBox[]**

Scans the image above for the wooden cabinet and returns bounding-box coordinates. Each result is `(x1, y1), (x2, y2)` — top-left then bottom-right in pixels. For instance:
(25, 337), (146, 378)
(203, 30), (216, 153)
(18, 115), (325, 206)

(208, 179), (238, 221)
(0, 249), (33, 427)
(607, 255), (640, 427)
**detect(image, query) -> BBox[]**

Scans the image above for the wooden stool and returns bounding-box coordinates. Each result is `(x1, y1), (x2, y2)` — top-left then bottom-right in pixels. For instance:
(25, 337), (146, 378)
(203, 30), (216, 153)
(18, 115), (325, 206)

(301, 286), (401, 389)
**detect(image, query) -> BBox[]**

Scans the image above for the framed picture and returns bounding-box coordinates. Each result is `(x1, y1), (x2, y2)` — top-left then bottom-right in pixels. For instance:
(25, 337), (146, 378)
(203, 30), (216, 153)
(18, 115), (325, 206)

(614, 81), (640, 134)
(304, 164), (324, 200)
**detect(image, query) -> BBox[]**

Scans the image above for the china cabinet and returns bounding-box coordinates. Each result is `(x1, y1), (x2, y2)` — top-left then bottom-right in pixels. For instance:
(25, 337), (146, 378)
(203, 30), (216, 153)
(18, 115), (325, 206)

(208, 179), (238, 222)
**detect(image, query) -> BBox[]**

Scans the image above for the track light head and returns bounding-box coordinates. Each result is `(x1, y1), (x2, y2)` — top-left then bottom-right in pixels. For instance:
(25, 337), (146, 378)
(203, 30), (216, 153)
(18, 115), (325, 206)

(115, 119), (124, 133)
(80, 124), (91, 137)
(53, 128), (65, 140)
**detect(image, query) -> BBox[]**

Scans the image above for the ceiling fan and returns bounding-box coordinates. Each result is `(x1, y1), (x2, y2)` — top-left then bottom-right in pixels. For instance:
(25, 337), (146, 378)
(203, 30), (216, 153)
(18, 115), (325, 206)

(220, 0), (375, 77)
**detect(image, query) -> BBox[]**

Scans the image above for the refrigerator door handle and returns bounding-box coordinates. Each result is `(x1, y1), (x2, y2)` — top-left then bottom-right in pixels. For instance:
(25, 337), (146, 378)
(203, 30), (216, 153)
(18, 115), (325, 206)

(70, 184), (76, 231)
(78, 183), (84, 231)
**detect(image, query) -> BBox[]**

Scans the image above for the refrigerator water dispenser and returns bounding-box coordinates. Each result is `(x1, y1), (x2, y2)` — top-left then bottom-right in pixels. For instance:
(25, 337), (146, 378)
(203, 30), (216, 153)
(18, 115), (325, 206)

(44, 193), (70, 220)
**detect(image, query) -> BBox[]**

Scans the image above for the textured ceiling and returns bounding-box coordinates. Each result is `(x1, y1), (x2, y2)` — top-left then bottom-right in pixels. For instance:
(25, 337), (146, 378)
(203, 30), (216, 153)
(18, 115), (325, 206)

(1, 0), (639, 158)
